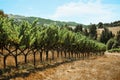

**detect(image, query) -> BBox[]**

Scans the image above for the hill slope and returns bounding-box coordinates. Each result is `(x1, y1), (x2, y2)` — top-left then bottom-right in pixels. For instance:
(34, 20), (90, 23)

(97, 26), (120, 37)
(8, 14), (79, 26)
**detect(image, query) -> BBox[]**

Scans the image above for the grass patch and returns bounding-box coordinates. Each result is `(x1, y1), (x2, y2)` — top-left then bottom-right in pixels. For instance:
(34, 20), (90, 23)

(108, 48), (120, 53)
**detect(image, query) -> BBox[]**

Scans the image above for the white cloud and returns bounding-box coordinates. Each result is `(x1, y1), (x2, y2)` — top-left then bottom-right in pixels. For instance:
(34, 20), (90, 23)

(49, 0), (120, 24)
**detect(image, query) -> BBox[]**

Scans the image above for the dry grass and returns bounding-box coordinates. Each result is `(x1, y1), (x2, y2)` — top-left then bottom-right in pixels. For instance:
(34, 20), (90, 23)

(0, 51), (59, 69)
(108, 26), (120, 35)
(97, 26), (120, 37)
(0, 50), (80, 69)
(10, 53), (120, 80)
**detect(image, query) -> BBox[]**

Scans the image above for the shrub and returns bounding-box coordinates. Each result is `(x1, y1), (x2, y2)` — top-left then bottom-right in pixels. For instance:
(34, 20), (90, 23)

(106, 38), (115, 50)
(108, 48), (120, 53)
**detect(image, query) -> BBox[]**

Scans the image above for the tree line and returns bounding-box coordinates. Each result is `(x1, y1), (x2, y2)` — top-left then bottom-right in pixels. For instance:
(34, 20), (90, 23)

(72, 23), (120, 51)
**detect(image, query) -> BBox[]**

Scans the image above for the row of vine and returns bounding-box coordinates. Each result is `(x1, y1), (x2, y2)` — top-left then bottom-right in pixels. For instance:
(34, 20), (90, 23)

(0, 16), (106, 68)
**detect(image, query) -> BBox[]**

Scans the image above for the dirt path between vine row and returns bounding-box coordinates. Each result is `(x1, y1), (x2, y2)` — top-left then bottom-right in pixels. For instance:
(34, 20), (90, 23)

(11, 53), (120, 80)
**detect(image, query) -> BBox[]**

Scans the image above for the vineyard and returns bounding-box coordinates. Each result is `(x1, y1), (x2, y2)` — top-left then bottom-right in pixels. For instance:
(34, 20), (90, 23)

(0, 16), (107, 79)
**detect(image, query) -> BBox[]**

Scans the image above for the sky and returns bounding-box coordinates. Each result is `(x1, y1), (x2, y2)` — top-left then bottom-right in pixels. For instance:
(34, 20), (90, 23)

(0, 0), (120, 24)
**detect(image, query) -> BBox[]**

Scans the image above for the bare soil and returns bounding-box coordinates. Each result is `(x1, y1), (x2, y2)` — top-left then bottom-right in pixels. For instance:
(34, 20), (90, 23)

(10, 53), (120, 80)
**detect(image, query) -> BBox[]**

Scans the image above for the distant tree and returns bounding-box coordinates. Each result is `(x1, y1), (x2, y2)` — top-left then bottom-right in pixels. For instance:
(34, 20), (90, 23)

(115, 31), (120, 43)
(106, 30), (120, 50)
(83, 28), (89, 36)
(0, 10), (4, 15)
(111, 21), (120, 27)
(98, 22), (103, 28)
(74, 24), (83, 32)
(99, 27), (114, 44)
(0, 10), (8, 17)
(114, 31), (120, 47)
(89, 24), (97, 40)
(64, 24), (73, 31)
(104, 23), (110, 27)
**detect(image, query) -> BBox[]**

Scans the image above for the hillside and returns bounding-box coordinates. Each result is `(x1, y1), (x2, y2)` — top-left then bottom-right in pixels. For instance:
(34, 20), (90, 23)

(97, 26), (120, 37)
(8, 14), (79, 26)
(8, 14), (120, 28)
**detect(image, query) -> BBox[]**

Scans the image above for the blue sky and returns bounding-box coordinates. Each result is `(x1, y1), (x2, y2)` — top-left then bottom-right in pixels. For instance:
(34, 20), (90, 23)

(0, 0), (120, 24)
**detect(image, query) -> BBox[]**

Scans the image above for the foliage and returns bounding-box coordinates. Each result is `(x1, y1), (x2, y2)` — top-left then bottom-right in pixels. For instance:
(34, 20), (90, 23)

(99, 27), (114, 44)
(98, 22), (104, 28)
(89, 24), (97, 40)
(97, 21), (120, 27)
(0, 16), (106, 69)
(74, 24), (83, 32)
(83, 28), (89, 36)
(108, 48), (120, 53)
(115, 31), (120, 44)
(0, 16), (106, 52)
(106, 30), (120, 50)
(0, 10), (8, 17)
(106, 38), (115, 50)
